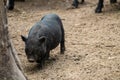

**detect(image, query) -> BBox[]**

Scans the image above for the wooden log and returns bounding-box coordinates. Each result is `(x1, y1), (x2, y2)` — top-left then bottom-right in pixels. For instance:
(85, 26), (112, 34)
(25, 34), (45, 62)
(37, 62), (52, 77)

(0, 0), (27, 80)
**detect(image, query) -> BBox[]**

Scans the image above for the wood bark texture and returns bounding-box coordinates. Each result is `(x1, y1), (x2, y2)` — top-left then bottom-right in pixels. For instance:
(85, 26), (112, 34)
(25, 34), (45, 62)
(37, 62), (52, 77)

(0, 0), (28, 80)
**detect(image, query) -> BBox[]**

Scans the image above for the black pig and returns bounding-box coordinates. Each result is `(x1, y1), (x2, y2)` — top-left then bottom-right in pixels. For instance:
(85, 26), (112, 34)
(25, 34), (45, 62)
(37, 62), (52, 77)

(21, 14), (65, 67)
(95, 0), (117, 13)
(6, 0), (25, 10)
(72, 0), (84, 8)
(6, 0), (14, 10)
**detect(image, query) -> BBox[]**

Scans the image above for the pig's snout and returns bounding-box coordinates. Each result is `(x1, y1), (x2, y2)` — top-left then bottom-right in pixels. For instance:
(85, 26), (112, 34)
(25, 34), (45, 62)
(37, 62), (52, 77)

(28, 58), (35, 62)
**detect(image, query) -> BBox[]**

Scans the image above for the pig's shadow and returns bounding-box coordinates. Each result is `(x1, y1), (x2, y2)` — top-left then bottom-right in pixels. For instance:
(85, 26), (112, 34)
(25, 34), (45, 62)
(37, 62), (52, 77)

(37, 57), (57, 69)
(25, 57), (57, 72)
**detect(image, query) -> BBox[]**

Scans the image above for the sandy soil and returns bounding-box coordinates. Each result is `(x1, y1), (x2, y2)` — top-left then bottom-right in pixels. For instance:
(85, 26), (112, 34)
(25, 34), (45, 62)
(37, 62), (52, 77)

(8, 0), (120, 80)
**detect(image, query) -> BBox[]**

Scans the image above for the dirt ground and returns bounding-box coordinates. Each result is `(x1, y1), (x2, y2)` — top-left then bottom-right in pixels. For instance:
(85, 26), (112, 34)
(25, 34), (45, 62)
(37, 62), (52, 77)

(8, 0), (120, 80)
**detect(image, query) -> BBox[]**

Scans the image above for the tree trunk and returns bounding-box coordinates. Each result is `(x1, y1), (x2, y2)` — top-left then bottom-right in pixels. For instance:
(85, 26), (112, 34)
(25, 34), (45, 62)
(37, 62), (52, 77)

(0, 0), (28, 80)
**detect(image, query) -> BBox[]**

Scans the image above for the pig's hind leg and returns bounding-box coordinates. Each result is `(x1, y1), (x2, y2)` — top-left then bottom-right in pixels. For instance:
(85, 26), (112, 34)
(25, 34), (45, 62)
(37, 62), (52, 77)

(60, 24), (65, 54)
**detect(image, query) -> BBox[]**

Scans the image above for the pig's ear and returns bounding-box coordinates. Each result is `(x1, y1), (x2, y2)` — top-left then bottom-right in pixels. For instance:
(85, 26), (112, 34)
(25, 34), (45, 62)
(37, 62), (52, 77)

(21, 35), (27, 42)
(39, 36), (46, 43)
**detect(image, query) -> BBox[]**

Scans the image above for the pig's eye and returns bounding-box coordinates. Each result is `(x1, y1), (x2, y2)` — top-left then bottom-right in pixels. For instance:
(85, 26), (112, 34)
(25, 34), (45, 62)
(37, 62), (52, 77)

(25, 48), (28, 53)
(25, 48), (31, 54)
